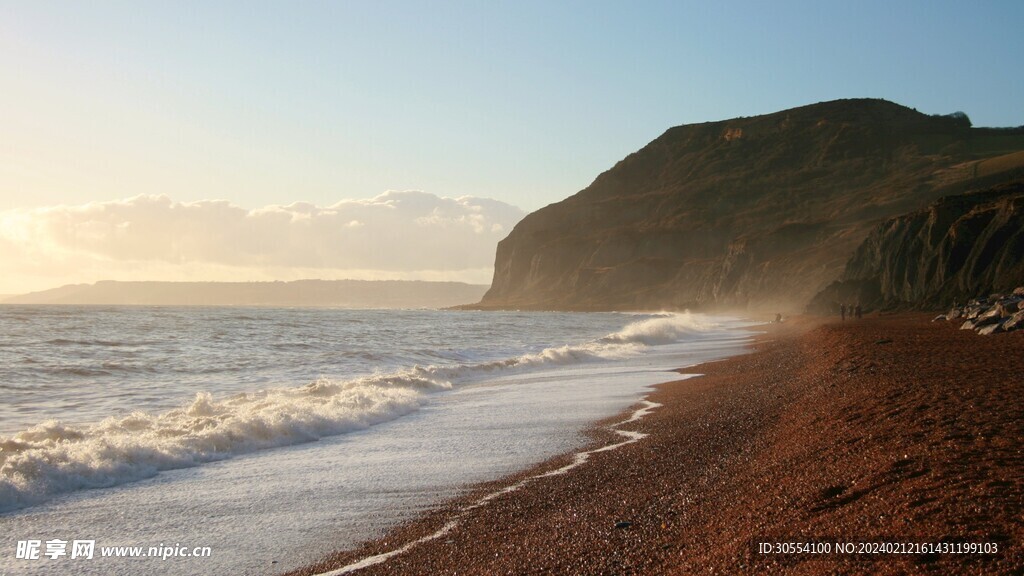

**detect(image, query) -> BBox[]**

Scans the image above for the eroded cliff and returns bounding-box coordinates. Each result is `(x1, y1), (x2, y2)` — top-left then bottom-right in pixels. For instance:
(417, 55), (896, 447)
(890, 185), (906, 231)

(809, 180), (1024, 311)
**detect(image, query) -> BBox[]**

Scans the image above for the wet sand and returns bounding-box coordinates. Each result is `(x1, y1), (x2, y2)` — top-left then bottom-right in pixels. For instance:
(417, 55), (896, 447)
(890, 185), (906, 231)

(284, 314), (1022, 575)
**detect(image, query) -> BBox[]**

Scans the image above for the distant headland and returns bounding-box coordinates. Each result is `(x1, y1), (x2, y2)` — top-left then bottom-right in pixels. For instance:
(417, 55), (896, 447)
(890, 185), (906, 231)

(2, 279), (488, 309)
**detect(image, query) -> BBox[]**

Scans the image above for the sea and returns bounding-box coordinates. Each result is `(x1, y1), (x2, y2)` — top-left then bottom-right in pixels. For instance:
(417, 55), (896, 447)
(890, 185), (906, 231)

(0, 306), (752, 575)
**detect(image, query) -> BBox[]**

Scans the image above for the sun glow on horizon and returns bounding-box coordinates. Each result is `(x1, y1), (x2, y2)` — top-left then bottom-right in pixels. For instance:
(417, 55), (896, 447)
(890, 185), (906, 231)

(0, 191), (523, 295)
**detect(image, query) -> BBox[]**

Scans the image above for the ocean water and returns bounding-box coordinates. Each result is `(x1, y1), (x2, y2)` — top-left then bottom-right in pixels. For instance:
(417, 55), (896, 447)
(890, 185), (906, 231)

(0, 306), (751, 575)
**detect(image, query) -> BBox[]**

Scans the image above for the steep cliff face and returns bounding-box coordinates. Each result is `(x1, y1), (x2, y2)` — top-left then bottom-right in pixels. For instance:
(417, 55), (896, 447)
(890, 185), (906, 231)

(809, 180), (1024, 311)
(479, 99), (1024, 311)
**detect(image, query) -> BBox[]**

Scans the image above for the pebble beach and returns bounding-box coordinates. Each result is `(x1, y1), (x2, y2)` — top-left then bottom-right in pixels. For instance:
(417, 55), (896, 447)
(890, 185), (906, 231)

(286, 314), (1023, 575)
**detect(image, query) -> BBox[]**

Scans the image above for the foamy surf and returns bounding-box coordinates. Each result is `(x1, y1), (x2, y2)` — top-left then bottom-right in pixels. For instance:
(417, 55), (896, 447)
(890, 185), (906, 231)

(0, 312), (712, 513)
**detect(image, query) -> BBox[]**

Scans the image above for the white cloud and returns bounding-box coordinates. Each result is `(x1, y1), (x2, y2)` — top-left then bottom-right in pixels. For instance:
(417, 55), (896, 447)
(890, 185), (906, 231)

(0, 191), (525, 293)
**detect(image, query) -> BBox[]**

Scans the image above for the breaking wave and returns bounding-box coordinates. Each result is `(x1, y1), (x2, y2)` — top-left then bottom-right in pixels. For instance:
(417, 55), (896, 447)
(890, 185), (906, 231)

(0, 312), (711, 513)
(599, 311), (712, 345)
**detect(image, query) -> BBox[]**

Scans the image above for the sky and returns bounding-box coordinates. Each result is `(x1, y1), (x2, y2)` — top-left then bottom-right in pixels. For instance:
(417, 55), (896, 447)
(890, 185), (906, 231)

(1, 0), (1022, 294)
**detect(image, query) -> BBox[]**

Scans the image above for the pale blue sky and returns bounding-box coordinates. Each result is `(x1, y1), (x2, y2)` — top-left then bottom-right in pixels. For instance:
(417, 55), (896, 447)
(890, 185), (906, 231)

(2, 0), (1022, 213)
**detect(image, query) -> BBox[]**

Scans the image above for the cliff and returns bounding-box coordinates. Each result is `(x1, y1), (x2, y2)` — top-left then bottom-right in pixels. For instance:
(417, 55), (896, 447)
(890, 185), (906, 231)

(478, 99), (1024, 311)
(809, 179), (1024, 312)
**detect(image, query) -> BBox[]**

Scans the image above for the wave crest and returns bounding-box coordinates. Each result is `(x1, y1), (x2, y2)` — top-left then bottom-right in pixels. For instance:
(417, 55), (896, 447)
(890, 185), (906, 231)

(0, 313), (715, 513)
(600, 311), (710, 345)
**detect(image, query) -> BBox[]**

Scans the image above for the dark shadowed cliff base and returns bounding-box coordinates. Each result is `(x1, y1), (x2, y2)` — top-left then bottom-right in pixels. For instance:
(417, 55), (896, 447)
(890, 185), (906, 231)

(285, 315), (1022, 575)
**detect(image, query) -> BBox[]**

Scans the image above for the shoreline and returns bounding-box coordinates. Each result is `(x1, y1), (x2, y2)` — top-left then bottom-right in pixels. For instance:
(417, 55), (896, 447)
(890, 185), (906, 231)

(284, 314), (1022, 575)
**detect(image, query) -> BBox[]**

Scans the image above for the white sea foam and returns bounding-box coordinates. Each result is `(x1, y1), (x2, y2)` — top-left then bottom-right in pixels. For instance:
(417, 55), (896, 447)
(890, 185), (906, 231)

(0, 312), (712, 513)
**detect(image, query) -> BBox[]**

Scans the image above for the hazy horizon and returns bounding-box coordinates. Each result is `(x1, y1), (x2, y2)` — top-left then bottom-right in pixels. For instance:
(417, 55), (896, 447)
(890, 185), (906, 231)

(1, 278), (493, 310)
(0, 191), (523, 295)
(2, 277), (493, 299)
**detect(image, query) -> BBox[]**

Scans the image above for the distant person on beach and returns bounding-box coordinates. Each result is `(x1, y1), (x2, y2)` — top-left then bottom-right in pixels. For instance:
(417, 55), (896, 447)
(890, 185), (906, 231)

(840, 303), (846, 321)
(775, 313), (782, 323)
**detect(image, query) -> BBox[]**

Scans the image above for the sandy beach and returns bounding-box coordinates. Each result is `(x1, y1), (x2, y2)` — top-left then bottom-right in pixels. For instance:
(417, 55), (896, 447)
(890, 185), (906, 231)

(285, 314), (1022, 575)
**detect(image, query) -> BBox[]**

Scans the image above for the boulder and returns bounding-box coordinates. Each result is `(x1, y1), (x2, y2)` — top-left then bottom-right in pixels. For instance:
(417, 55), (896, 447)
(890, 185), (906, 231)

(1002, 311), (1024, 332)
(978, 323), (1002, 336)
(975, 308), (1002, 326)
(999, 298), (1021, 314)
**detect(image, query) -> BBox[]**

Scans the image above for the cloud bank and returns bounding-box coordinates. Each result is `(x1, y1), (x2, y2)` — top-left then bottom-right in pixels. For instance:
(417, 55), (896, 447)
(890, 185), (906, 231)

(0, 192), (525, 294)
